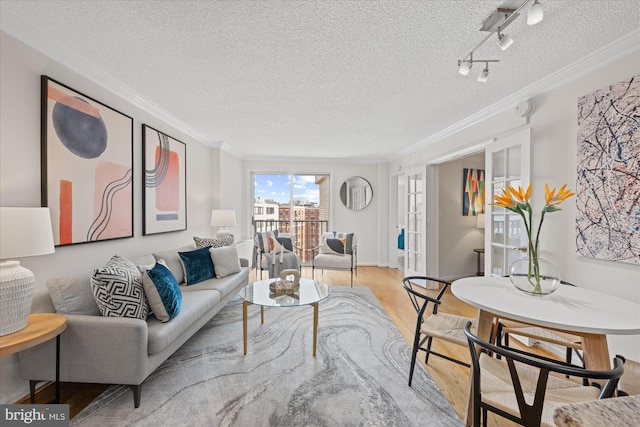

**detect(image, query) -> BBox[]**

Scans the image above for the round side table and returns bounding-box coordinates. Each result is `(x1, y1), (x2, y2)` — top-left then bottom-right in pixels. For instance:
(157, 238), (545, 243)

(0, 313), (67, 403)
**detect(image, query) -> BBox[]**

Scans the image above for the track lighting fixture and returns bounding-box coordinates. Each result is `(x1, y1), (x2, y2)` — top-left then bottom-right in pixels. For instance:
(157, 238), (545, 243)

(497, 29), (514, 51)
(527, 0), (544, 25)
(456, 0), (544, 82)
(458, 54), (473, 75)
(477, 63), (490, 83)
(458, 61), (472, 76)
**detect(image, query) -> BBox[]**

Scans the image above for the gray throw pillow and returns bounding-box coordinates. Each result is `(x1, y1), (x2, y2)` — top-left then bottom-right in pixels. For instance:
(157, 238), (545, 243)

(47, 274), (101, 316)
(210, 245), (241, 278)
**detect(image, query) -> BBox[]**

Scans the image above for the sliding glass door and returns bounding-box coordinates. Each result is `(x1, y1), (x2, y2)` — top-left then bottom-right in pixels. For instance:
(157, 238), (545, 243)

(252, 173), (329, 263)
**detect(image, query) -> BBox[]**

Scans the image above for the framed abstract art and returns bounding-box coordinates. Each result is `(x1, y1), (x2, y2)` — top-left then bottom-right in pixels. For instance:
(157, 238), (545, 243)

(142, 124), (187, 235)
(41, 76), (134, 246)
(462, 168), (485, 216)
(576, 75), (639, 265)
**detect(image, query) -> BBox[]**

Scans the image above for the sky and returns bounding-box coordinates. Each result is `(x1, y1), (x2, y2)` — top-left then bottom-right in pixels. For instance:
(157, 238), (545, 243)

(254, 174), (320, 205)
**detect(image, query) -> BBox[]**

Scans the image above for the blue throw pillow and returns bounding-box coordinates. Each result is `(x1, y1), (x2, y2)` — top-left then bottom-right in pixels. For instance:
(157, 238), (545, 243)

(143, 261), (182, 322)
(179, 247), (215, 285)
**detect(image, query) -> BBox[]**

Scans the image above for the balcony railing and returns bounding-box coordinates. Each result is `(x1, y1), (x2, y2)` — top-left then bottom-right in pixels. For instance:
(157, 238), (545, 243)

(253, 219), (329, 263)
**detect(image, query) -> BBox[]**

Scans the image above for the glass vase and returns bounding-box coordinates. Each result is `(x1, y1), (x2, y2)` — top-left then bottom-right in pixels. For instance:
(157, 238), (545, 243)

(509, 256), (560, 296)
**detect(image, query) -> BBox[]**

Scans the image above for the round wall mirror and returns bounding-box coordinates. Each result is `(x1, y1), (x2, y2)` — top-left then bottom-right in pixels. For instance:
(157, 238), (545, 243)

(340, 176), (373, 211)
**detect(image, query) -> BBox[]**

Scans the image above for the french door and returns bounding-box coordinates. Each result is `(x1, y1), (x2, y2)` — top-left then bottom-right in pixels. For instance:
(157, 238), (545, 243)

(484, 128), (531, 276)
(404, 166), (428, 277)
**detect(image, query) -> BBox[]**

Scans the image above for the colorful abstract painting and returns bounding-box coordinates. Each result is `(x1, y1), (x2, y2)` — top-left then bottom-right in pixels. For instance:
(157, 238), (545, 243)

(41, 76), (133, 246)
(463, 168), (485, 216)
(576, 75), (640, 265)
(142, 125), (187, 235)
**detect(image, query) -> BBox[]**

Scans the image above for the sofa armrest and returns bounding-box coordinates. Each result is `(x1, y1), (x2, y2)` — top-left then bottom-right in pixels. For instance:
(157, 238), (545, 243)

(19, 314), (149, 385)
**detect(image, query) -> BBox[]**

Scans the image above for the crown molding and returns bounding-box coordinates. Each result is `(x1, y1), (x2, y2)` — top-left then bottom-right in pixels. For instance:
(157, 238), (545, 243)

(1, 7), (212, 146)
(391, 30), (640, 161)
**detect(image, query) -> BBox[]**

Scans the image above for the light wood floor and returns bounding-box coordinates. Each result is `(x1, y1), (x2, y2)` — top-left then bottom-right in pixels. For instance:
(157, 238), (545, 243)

(22, 266), (559, 425)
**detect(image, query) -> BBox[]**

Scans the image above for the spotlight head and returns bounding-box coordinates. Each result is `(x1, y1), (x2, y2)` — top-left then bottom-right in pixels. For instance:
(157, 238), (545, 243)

(477, 67), (489, 83)
(458, 60), (472, 76)
(497, 32), (514, 51)
(528, 0), (543, 25)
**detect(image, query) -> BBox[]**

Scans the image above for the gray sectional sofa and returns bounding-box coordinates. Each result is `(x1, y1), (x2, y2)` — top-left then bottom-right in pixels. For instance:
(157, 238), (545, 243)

(17, 242), (250, 408)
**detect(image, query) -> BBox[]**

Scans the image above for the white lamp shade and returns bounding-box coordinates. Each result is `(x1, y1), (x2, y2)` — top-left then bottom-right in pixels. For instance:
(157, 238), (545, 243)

(476, 213), (486, 229)
(459, 61), (472, 76)
(477, 68), (489, 83)
(210, 209), (237, 228)
(0, 207), (55, 260)
(498, 33), (514, 51)
(527, 2), (544, 25)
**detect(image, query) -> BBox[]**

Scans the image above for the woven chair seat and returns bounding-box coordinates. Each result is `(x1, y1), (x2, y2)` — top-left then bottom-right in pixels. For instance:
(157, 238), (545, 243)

(500, 319), (582, 349)
(479, 353), (601, 427)
(421, 312), (476, 346)
(619, 357), (640, 396)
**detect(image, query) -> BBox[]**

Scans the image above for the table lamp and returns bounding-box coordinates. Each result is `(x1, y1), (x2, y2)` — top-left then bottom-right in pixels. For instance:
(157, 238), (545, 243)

(211, 209), (236, 238)
(0, 207), (55, 336)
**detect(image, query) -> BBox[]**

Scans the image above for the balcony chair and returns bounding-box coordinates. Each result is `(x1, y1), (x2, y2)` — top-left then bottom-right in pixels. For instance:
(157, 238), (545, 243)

(464, 322), (624, 427)
(311, 232), (357, 287)
(402, 276), (476, 387)
(495, 281), (584, 369)
(254, 230), (301, 279)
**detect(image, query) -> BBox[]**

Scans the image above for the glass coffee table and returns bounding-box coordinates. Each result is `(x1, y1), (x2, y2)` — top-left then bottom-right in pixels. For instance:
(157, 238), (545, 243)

(239, 278), (330, 356)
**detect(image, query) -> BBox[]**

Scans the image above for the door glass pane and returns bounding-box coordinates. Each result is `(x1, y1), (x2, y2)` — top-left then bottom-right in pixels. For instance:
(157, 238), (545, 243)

(492, 214), (505, 243)
(491, 246), (505, 276)
(492, 150), (506, 180)
(415, 193), (423, 213)
(507, 214), (524, 246)
(507, 146), (522, 178)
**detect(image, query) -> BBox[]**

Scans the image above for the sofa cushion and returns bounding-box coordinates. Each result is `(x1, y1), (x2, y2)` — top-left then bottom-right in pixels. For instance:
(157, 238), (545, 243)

(146, 290), (220, 355)
(142, 261), (182, 322)
(210, 245), (241, 278)
(193, 235), (234, 249)
(47, 274), (101, 316)
(179, 247), (215, 285)
(314, 253), (352, 269)
(152, 244), (196, 285)
(180, 266), (249, 299)
(90, 255), (149, 319)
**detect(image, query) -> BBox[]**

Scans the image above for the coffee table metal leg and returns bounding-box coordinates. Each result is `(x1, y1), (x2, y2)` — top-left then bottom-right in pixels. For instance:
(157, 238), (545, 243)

(261, 306), (264, 324)
(243, 300), (249, 355)
(312, 302), (318, 357)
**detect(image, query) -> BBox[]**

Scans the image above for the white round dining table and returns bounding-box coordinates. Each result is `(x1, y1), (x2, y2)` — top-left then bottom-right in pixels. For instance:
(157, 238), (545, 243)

(452, 276), (640, 427)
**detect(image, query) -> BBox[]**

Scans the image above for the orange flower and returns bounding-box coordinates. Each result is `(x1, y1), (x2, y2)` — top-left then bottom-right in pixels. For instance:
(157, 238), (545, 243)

(545, 183), (575, 207)
(508, 184), (532, 203)
(492, 188), (515, 208)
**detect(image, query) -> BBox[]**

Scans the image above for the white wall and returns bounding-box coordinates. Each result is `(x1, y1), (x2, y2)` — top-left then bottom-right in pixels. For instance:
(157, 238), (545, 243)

(243, 159), (386, 267)
(0, 32), (223, 403)
(391, 50), (640, 360)
(437, 153), (485, 278)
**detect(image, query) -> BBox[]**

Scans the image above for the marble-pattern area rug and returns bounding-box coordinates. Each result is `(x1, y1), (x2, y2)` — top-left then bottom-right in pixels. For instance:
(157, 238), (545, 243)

(72, 286), (462, 426)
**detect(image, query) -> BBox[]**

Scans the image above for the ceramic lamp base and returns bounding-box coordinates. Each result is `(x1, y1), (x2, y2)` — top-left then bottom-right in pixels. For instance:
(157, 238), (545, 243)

(0, 260), (35, 336)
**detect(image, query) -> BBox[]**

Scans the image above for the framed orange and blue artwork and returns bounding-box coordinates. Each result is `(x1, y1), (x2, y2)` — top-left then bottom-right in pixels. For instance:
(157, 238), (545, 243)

(142, 124), (187, 235)
(41, 75), (134, 247)
(463, 168), (485, 216)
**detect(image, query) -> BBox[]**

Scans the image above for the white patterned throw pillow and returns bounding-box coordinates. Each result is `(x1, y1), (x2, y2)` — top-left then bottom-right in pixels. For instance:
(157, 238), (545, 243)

(91, 255), (149, 319)
(193, 235), (234, 249)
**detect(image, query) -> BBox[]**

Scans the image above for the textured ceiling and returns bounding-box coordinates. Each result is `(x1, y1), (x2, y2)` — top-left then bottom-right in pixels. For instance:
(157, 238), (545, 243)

(1, 1), (638, 161)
